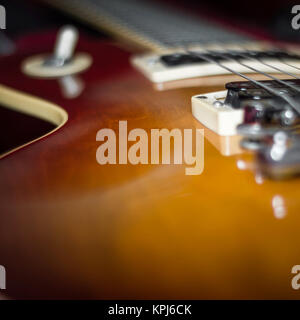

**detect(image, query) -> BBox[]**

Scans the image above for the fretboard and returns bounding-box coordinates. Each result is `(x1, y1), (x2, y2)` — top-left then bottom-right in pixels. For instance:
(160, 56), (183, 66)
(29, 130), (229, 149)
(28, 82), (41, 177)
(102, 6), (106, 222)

(43, 0), (249, 52)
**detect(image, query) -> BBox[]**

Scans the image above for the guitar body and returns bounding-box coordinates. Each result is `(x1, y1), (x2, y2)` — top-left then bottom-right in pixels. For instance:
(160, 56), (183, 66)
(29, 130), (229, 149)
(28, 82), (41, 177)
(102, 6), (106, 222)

(1, 32), (300, 299)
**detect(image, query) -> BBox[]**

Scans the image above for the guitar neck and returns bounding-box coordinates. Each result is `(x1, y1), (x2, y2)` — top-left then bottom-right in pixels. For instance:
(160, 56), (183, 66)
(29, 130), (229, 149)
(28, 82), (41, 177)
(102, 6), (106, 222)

(42, 0), (249, 52)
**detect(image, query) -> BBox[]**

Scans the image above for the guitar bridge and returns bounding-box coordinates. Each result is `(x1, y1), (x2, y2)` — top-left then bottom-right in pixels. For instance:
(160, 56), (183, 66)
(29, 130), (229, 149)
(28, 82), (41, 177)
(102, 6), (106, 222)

(191, 90), (244, 136)
(192, 79), (300, 137)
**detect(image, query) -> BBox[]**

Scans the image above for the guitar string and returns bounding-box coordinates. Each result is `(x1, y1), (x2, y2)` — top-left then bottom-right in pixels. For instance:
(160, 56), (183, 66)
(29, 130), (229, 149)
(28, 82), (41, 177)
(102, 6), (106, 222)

(204, 49), (300, 94)
(265, 44), (300, 71)
(204, 46), (300, 115)
(205, 45), (300, 113)
(158, 35), (300, 113)
(184, 47), (287, 95)
(232, 43), (300, 81)
(183, 46), (300, 114)
(181, 41), (300, 79)
(214, 42), (297, 71)
(184, 41), (300, 88)
(278, 58), (300, 71)
(210, 43), (300, 117)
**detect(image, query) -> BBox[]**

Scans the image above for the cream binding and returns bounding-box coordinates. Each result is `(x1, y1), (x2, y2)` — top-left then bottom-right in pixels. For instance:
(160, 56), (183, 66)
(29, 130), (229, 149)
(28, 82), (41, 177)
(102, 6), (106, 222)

(22, 53), (92, 78)
(191, 90), (244, 136)
(0, 85), (68, 158)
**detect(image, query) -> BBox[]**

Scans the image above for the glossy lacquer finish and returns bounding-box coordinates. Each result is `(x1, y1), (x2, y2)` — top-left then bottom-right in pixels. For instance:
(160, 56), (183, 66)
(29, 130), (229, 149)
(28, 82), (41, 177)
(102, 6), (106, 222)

(0, 32), (300, 299)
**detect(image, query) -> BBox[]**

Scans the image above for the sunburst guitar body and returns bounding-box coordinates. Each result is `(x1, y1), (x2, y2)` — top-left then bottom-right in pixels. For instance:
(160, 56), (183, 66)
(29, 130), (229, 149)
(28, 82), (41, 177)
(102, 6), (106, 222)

(1, 0), (300, 299)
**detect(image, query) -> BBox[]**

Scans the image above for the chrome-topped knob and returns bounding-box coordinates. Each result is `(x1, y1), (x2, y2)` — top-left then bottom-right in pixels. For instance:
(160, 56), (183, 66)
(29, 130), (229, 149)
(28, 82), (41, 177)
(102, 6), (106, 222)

(22, 25), (92, 79)
(54, 26), (79, 63)
(45, 26), (79, 67)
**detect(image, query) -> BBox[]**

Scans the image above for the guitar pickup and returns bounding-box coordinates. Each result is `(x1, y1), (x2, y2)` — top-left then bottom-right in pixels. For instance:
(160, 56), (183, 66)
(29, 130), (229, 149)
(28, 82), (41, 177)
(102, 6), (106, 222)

(131, 47), (300, 83)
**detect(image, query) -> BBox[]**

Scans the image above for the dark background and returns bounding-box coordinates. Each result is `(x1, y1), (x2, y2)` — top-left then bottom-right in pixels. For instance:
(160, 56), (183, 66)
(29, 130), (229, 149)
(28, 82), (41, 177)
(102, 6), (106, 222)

(1, 0), (299, 42)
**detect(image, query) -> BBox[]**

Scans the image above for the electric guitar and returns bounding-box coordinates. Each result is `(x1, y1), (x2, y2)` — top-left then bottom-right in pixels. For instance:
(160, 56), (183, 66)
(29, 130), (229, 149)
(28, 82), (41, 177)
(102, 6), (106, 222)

(1, 0), (300, 299)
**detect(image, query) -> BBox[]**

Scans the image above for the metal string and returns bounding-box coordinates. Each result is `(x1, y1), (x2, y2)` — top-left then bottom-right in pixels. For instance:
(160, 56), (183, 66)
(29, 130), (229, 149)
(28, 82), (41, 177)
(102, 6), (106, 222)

(264, 45), (300, 72)
(278, 58), (300, 71)
(185, 46), (300, 114)
(232, 44), (300, 82)
(205, 49), (300, 94)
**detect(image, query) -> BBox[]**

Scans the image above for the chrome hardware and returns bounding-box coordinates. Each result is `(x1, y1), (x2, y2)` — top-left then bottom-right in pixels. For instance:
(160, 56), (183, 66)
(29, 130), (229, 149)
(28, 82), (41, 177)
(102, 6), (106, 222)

(44, 25), (79, 68)
(238, 122), (300, 179)
(255, 131), (300, 179)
